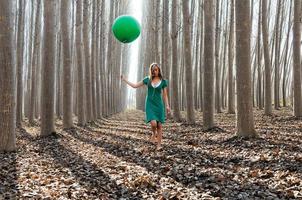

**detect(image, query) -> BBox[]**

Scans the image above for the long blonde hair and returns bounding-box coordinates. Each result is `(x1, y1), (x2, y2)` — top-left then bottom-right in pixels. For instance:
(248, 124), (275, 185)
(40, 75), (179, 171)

(149, 63), (163, 80)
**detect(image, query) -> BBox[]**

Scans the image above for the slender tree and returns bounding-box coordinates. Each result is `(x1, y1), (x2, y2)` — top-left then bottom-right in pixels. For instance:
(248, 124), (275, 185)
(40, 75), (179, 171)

(171, 0), (181, 121)
(235, 0), (257, 138)
(61, 0), (73, 128)
(182, 0), (195, 124)
(228, 0), (235, 114)
(0, 0), (16, 151)
(293, 0), (302, 116)
(203, 0), (215, 130)
(262, 0), (272, 115)
(76, 0), (86, 125)
(41, 0), (57, 136)
(16, 0), (25, 127)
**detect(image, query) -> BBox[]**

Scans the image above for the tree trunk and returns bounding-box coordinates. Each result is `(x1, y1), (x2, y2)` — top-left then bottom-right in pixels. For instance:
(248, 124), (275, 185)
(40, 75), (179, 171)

(182, 0), (195, 124)
(29, 0), (41, 125)
(61, 0), (73, 128)
(203, 0), (215, 130)
(76, 0), (86, 125)
(228, 0), (235, 114)
(262, 0), (272, 115)
(171, 0), (181, 121)
(40, 0), (57, 136)
(83, 0), (93, 121)
(16, 0), (25, 127)
(274, 0), (281, 109)
(235, 0), (257, 138)
(293, 0), (302, 116)
(0, 0), (16, 152)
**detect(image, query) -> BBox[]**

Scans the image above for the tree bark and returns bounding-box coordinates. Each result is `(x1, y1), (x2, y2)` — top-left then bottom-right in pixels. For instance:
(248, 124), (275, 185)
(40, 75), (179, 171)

(0, 0), (16, 151)
(61, 0), (73, 128)
(203, 0), (215, 130)
(235, 0), (257, 138)
(293, 0), (302, 116)
(182, 0), (195, 124)
(40, 0), (57, 136)
(262, 0), (272, 115)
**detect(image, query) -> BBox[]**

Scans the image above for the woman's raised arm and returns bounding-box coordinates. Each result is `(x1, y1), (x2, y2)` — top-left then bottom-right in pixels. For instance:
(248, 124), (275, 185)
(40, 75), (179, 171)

(121, 75), (144, 88)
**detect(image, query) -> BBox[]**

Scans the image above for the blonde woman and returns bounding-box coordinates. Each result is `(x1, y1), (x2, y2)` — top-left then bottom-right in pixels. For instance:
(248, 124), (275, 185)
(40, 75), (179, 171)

(121, 63), (170, 150)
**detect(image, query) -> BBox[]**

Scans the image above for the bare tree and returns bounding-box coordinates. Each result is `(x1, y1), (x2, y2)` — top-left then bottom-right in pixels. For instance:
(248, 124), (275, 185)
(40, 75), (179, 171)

(16, 0), (25, 127)
(293, 0), (302, 116)
(76, 0), (86, 125)
(29, 0), (42, 125)
(235, 0), (257, 138)
(228, 0), (235, 114)
(61, 0), (73, 128)
(40, 0), (57, 136)
(262, 0), (272, 115)
(182, 0), (195, 124)
(203, 0), (215, 130)
(0, 0), (16, 151)
(171, 0), (181, 121)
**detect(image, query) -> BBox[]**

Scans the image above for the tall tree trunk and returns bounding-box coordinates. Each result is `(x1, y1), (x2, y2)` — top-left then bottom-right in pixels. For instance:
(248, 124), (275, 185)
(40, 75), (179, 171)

(29, 0), (41, 125)
(83, 0), (93, 121)
(76, 0), (86, 125)
(283, 3), (292, 107)
(215, 0), (222, 113)
(257, 0), (263, 110)
(262, 0), (272, 115)
(182, 0), (195, 124)
(41, 0), (56, 136)
(91, 1), (97, 120)
(171, 0), (181, 121)
(0, 0), (16, 151)
(235, 0), (257, 138)
(293, 0), (302, 117)
(16, 0), (25, 127)
(274, 0), (281, 109)
(228, 0), (235, 114)
(203, 0), (215, 130)
(61, 0), (73, 128)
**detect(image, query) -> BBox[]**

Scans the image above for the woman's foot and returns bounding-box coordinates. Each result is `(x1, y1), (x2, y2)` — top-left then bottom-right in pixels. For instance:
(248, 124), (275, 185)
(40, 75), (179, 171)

(150, 134), (157, 144)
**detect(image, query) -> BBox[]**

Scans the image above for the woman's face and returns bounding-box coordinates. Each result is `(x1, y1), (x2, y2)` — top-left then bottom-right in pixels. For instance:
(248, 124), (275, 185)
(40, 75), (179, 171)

(152, 65), (160, 77)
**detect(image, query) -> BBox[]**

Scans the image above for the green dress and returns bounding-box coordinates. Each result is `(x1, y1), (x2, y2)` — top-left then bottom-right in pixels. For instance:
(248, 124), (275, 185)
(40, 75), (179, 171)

(143, 76), (168, 124)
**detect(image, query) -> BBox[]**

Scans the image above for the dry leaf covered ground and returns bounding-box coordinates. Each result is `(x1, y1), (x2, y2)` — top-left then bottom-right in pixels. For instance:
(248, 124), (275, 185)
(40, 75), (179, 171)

(0, 108), (302, 199)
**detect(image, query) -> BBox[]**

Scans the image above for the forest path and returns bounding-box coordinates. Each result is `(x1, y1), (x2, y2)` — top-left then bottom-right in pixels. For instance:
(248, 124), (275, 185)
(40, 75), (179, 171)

(0, 109), (301, 199)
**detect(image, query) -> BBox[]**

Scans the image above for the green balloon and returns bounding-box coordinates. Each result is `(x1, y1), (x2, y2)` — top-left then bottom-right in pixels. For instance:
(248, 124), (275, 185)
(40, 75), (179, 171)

(112, 15), (141, 43)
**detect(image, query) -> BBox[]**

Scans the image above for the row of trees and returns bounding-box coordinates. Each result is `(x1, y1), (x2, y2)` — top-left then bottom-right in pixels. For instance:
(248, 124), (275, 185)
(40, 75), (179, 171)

(1, 0), (302, 152)
(0, 0), (132, 151)
(136, 0), (302, 133)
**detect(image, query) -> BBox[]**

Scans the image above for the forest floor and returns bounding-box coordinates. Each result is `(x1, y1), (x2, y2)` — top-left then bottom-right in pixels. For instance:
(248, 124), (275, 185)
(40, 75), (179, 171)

(0, 108), (302, 199)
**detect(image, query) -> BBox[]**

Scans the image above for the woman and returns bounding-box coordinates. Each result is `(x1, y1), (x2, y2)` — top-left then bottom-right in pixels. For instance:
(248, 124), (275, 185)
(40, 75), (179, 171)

(121, 63), (170, 150)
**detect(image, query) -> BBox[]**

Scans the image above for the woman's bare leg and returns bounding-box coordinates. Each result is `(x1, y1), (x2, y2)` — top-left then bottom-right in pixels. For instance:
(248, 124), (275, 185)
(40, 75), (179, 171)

(156, 122), (163, 150)
(150, 120), (157, 143)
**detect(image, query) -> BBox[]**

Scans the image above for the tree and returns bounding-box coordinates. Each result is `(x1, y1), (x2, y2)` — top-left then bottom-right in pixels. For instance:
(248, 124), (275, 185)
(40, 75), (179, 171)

(235, 0), (257, 138)
(76, 0), (86, 125)
(228, 0), (235, 114)
(171, 0), (181, 121)
(0, 0), (17, 151)
(182, 0), (195, 124)
(16, 0), (25, 127)
(61, 0), (73, 128)
(29, 0), (42, 125)
(262, 0), (272, 115)
(293, 0), (302, 116)
(40, 0), (57, 136)
(203, 0), (215, 130)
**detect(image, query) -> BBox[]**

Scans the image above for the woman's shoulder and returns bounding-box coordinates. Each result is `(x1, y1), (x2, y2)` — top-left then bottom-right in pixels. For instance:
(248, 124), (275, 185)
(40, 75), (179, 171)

(143, 76), (150, 85)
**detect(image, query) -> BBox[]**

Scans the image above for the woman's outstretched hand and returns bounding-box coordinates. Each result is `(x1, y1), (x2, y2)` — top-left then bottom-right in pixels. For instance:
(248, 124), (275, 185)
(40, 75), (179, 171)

(166, 106), (171, 115)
